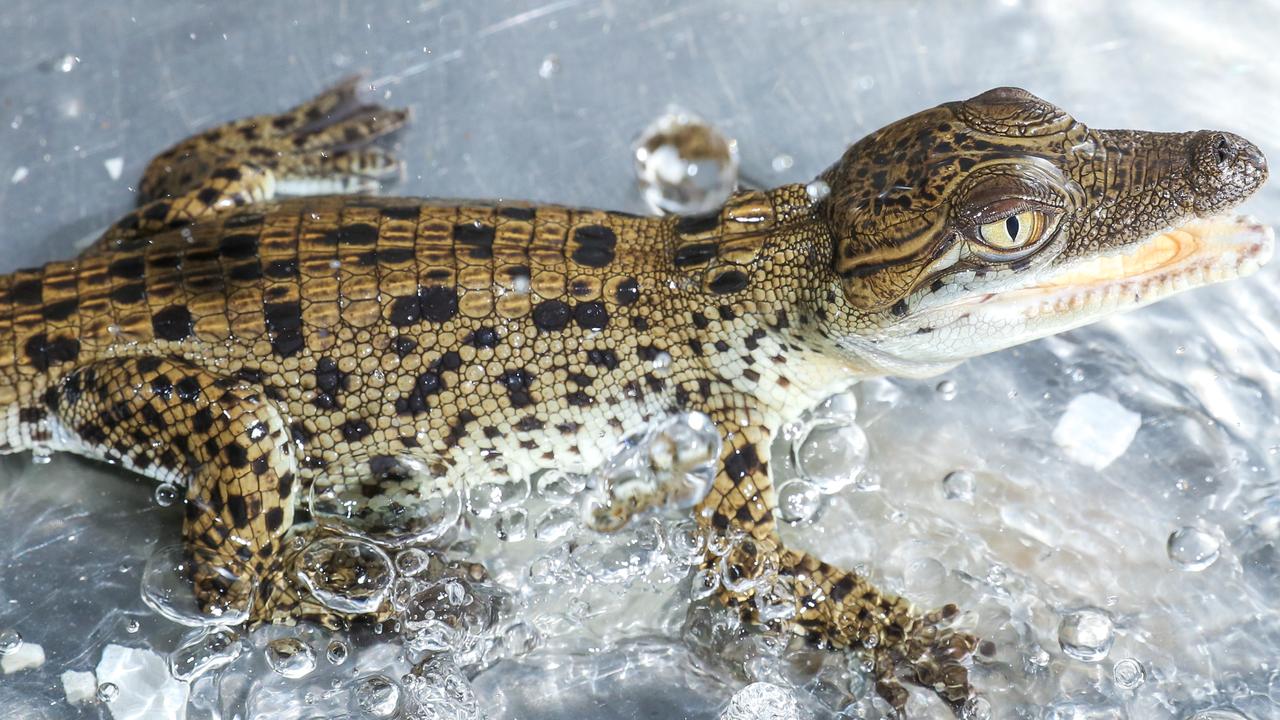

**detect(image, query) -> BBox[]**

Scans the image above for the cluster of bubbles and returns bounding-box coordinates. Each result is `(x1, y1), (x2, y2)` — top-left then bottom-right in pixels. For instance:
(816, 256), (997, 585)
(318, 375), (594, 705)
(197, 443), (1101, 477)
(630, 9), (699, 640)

(124, 366), (1267, 719)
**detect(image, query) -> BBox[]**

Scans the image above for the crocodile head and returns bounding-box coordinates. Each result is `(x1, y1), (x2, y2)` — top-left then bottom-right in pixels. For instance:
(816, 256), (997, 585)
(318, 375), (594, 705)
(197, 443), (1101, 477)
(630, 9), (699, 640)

(819, 87), (1272, 377)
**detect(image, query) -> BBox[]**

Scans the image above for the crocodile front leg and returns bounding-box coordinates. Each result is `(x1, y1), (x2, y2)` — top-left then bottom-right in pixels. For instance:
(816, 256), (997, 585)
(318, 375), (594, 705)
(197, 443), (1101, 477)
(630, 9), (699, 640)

(47, 357), (306, 622)
(84, 76), (407, 255)
(699, 401), (977, 714)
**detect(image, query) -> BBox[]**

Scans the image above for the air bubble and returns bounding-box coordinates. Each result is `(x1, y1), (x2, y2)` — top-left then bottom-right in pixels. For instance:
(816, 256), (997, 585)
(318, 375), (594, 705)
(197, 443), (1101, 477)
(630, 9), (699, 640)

(776, 480), (822, 523)
(95, 682), (118, 703)
(1167, 526), (1221, 571)
(394, 547), (432, 576)
(633, 107), (739, 215)
(793, 420), (869, 493)
(466, 473), (530, 519)
(168, 627), (243, 681)
(153, 483), (179, 507)
(295, 536), (393, 615)
(265, 637), (317, 679)
(0, 629), (22, 655)
(140, 542), (254, 626)
(1112, 657), (1145, 689)
(309, 454), (462, 547)
(326, 640), (349, 665)
(942, 470), (976, 503)
(351, 674), (401, 718)
(718, 682), (800, 720)
(534, 505), (578, 542)
(496, 507), (528, 542)
(936, 379), (957, 400)
(536, 470), (588, 503)
(771, 154), (794, 172)
(1058, 607), (1115, 662)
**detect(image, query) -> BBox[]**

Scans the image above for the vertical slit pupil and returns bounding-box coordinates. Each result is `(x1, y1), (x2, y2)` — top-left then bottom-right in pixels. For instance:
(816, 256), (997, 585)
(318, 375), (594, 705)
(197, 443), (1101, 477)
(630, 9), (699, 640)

(1005, 215), (1020, 239)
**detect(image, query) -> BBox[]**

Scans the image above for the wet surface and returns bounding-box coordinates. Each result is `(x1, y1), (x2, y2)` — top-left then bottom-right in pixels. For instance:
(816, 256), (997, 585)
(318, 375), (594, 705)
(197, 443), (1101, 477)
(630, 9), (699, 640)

(1, 1), (1279, 718)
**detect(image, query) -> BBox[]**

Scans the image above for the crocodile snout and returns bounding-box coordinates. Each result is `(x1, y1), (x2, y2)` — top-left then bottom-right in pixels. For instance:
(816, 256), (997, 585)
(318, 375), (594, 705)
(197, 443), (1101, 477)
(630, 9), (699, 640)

(1189, 130), (1268, 216)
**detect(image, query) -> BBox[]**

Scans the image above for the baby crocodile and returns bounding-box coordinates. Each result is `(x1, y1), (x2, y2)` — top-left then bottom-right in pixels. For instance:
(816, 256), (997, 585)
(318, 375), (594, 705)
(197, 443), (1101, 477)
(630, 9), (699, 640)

(0, 80), (1269, 712)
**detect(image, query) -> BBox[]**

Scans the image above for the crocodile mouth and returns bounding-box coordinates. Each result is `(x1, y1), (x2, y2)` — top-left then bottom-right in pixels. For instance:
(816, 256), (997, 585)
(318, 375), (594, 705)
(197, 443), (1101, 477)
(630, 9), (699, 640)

(994, 214), (1275, 319)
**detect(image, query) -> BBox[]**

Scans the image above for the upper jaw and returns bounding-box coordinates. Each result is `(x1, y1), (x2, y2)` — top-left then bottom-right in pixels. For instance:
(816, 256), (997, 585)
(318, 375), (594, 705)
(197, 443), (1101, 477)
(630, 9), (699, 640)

(859, 213), (1274, 371)
(989, 213), (1274, 323)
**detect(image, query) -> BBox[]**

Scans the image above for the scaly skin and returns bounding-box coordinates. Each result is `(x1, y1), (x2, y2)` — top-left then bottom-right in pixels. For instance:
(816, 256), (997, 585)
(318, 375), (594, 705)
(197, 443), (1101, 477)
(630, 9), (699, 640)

(0, 81), (1269, 714)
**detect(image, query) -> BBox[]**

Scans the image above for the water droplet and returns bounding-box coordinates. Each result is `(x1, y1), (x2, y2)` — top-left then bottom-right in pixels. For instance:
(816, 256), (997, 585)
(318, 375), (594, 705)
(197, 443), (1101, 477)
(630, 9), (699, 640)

(1167, 526), (1221, 571)
(690, 568), (720, 599)
(804, 180), (831, 202)
(776, 480), (822, 523)
(936, 379), (957, 400)
(962, 696), (992, 720)
(1058, 607), (1115, 662)
(534, 505), (578, 542)
(663, 519), (707, 566)
(394, 547), (431, 576)
(10, 166), (29, 184)
(30, 446), (52, 465)
(813, 391), (858, 422)
(153, 483), (179, 507)
(942, 470), (976, 503)
(168, 627), (243, 681)
(586, 412), (721, 530)
(326, 639), (349, 665)
(265, 637), (317, 679)
(467, 473), (530, 519)
(537, 54), (560, 79)
(55, 54), (80, 73)
(496, 507), (528, 542)
(1112, 657), (1145, 689)
(351, 673), (401, 717)
(124, 619), (140, 634)
(770, 154), (794, 172)
(95, 682), (118, 703)
(633, 107), (738, 215)
(719, 682), (799, 720)
(0, 629), (22, 655)
(536, 470), (588, 504)
(141, 542), (254, 626)
(793, 420), (868, 493)
(501, 622), (539, 657)
(296, 536), (393, 615)
(1188, 711), (1250, 720)
(309, 455), (461, 547)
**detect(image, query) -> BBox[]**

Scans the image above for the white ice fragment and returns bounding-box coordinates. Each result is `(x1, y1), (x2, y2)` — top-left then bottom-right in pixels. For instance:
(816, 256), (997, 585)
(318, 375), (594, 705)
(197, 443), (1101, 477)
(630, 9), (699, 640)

(10, 166), (28, 183)
(718, 682), (801, 720)
(61, 670), (97, 705)
(95, 644), (189, 720)
(104, 157), (124, 180)
(0, 640), (44, 673)
(1052, 393), (1141, 470)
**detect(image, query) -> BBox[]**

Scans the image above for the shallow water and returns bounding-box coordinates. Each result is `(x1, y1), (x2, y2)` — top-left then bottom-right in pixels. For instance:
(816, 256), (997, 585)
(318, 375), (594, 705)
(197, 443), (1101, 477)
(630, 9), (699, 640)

(2, 1), (1280, 719)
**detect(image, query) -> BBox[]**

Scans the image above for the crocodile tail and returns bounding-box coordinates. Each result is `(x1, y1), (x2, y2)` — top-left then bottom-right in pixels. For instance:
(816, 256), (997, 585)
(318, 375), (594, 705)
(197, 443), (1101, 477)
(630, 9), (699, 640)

(0, 260), (85, 454)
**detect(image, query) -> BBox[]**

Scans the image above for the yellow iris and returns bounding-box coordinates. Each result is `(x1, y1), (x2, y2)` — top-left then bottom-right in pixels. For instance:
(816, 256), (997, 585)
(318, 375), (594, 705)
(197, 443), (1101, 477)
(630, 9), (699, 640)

(978, 210), (1046, 250)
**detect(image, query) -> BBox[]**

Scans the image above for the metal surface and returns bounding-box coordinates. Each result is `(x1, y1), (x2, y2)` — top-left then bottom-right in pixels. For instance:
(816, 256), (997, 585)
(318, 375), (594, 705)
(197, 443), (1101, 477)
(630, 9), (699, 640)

(1, 1), (1278, 718)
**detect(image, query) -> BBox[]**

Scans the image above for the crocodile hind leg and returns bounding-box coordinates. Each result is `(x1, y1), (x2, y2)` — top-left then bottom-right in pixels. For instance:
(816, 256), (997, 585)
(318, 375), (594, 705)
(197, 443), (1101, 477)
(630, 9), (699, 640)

(46, 356), (313, 623)
(698, 403), (978, 715)
(83, 76), (408, 256)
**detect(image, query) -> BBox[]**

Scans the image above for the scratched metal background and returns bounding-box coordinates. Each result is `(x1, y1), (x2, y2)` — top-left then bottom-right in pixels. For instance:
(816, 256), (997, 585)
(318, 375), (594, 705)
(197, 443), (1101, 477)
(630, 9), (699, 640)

(1, 1), (1278, 719)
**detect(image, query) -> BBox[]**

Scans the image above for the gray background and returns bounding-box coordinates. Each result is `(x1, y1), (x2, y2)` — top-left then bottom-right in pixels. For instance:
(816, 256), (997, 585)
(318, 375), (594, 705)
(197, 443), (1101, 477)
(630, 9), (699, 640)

(2, 1), (1278, 719)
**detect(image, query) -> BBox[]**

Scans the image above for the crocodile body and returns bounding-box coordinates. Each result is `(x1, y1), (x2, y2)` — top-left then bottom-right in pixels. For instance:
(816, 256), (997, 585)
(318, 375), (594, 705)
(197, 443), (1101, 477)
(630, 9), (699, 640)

(0, 80), (1269, 713)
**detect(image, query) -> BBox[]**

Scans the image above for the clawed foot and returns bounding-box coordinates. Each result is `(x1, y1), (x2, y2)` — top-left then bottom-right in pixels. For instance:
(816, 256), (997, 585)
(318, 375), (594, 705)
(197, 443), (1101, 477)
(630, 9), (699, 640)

(871, 603), (982, 716)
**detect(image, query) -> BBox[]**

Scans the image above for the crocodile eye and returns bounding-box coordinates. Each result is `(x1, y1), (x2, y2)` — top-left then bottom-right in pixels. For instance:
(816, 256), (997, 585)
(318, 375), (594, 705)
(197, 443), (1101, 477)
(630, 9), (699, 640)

(978, 210), (1046, 250)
